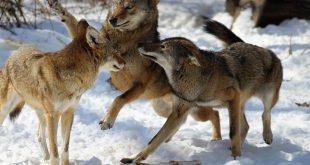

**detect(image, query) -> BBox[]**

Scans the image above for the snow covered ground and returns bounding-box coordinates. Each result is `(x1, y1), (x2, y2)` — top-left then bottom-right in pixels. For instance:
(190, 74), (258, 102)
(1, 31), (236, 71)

(1, 0), (310, 164)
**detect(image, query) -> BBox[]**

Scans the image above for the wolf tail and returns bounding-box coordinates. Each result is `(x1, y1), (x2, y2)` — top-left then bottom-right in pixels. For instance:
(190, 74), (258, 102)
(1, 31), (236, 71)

(203, 17), (244, 46)
(9, 102), (24, 122)
(0, 66), (24, 123)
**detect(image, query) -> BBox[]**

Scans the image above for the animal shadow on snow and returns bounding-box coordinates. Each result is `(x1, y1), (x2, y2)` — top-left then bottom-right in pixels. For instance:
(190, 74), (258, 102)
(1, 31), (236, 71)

(157, 137), (310, 165)
(11, 156), (104, 165)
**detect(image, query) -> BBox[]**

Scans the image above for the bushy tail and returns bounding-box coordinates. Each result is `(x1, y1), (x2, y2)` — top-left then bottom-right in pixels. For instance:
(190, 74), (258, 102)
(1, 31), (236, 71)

(0, 67), (24, 123)
(9, 102), (24, 122)
(203, 17), (244, 46)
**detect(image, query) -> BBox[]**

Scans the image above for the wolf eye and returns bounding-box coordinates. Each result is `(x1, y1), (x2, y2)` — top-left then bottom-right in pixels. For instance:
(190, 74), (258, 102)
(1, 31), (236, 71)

(161, 45), (166, 50)
(125, 5), (134, 10)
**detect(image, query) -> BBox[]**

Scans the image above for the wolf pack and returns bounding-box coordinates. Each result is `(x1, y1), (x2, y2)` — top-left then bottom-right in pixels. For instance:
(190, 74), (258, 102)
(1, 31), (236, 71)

(0, 0), (283, 164)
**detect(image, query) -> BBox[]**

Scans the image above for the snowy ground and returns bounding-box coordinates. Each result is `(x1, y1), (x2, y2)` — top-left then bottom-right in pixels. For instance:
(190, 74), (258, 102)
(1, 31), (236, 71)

(1, 0), (310, 164)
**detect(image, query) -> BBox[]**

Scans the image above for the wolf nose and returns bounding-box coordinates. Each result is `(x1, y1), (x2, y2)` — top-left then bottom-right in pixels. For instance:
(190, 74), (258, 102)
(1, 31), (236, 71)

(113, 62), (124, 71)
(109, 18), (118, 27)
(137, 43), (145, 49)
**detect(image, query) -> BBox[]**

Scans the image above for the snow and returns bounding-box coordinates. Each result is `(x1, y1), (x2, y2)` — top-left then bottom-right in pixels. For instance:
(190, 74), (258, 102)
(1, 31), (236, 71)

(1, 0), (310, 164)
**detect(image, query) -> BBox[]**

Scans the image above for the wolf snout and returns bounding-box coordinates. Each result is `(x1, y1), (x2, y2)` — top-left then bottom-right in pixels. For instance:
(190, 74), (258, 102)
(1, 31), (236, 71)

(138, 48), (147, 56)
(137, 43), (146, 55)
(137, 42), (145, 49)
(109, 18), (118, 27)
(112, 61), (125, 71)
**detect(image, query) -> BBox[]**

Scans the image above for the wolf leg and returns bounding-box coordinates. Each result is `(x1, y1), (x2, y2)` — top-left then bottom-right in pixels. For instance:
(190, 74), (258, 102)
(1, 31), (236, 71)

(261, 88), (279, 144)
(100, 82), (145, 130)
(60, 108), (74, 165)
(35, 110), (50, 161)
(191, 107), (222, 141)
(240, 104), (249, 144)
(43, 99), (60, 165)
(120, 97), (190, 163)
(228, 89), (241, 158)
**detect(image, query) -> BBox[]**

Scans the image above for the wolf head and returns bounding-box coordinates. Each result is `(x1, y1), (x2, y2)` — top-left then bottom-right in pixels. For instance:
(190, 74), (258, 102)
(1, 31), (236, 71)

(107, 0), (159, 31)
(138, 37), (203, 72)
(76, 20), (125, 72)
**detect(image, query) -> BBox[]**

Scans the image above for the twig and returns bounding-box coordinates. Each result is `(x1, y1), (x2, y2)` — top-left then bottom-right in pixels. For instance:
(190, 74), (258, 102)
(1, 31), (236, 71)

(55, 36), (67, 46)
(3, 37), (35, 48)
(136, 160), (201, 165)
(35, 0), (50, 14)
(281, 33), (294, 61)
(283, 79), (292, 82)
(0, 25), (16, 35)
(295, 102), (310, 108)
(0, 0), (27, 29)
(299, 46), (309, 56)
(34, 0), (37, 29)
(288, 33), (293, 56)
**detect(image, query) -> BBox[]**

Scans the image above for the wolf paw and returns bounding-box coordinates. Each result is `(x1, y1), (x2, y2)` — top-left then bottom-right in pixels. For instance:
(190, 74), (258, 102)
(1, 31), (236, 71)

(120, 155), (146, 164)
(99, 115), (115, 130)
(43, 154), (50, 161)
(263, 132), (273, 144)
(45, 158), (59, 165)
(120, 151), (148, 164)
(120, 158), (134, 164)
(211, 137), (222, 141)
(44, 158), (50, 165)
(99, 120), (113, 130)
(231, 152), (241, 160)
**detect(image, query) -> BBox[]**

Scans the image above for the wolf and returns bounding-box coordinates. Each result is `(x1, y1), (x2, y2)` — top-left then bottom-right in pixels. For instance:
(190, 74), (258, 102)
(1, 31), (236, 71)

(138, 18), (283, 158)
(47, 1), (222, 163)
(49, 0), (222, 163)
(0, 20), (125, 165)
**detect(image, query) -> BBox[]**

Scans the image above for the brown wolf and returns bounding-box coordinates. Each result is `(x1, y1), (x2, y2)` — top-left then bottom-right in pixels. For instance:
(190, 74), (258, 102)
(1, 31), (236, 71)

(47, 0), (221, 163)
(139, 19), (283, 158)
(0, 20), (125, 165)
(204, 18), (285, 145)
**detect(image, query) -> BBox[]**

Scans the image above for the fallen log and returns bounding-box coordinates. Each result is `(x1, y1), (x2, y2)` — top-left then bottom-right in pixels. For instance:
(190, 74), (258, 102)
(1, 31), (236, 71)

(226, 0), (310, 27)
(295, 102), (310, 108)
(134, 160), (201, 165)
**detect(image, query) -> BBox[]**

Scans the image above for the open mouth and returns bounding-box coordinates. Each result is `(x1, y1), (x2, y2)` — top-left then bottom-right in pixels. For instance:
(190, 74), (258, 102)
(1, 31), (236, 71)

(116, 21), (129, 27)
(113, 64), (121, 70)
(138, 48), (158, 61)
(140, 53), (157, 61)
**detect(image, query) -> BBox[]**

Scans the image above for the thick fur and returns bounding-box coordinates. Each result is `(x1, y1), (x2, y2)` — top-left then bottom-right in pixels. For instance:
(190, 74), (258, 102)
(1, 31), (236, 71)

(139, 27), (283, 158)
(47, 0), (221, 163)
(203, 19), (283, 146)
(0, 20), (125, 165)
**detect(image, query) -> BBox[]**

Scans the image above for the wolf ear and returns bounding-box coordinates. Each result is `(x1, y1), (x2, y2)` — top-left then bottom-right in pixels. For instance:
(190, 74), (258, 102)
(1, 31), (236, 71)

(148, 0), (159, 7)
(86, 26), (105, 49)
(77, 19), (89, 38)
(188, 53), (201, 67)
(183, 44), (202, 67)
